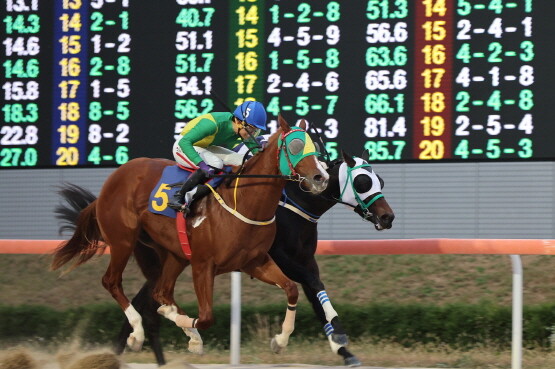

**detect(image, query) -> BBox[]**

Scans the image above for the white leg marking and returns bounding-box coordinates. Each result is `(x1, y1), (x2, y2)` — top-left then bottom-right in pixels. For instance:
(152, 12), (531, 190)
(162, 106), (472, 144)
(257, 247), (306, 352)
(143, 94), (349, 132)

(157, 304), (179, 322)
(124, 305), (144, 351)
(273, 305), (296, 349)
(158, 305), (204, 354)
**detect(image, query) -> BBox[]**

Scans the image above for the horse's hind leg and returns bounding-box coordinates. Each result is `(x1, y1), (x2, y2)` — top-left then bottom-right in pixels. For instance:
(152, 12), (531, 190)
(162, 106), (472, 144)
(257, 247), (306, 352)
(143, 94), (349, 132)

(98, 217), (143, 350)
(129, 243), (166, 365)
(271, 247), (361, 366)
(114, 281), (166, 366)
(241, 254), (299, 354)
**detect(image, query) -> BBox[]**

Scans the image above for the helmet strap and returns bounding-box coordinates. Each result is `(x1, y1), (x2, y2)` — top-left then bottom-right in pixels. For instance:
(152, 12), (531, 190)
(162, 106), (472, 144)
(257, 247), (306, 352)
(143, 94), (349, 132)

(238, 121), (263, 152)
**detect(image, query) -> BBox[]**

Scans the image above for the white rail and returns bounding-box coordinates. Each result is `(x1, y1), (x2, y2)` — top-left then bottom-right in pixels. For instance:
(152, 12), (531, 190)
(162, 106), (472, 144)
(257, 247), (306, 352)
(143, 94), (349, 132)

(3, 237), (553, 369)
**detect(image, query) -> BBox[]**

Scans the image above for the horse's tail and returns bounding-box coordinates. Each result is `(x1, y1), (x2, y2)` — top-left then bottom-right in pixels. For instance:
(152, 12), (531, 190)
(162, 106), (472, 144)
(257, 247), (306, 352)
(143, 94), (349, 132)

(51, 183), (104, 272)
(54, 183), (97, 234)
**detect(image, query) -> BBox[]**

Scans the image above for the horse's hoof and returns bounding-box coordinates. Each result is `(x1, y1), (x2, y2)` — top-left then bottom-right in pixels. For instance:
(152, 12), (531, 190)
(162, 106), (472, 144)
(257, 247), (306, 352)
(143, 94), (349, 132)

(344, 355), (362, 367)
(183, 328), (204, 355)
(126, 333), (144, 352)
(331, 333), (349, 346)
(270, 337), (284, 354)
(188, 340), (204, 355)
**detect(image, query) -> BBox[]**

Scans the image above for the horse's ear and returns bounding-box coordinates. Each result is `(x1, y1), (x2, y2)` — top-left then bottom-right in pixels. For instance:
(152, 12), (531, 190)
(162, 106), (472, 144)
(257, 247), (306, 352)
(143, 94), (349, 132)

(278, 113), (291, 133)
(360, 148), (370, 162)
(341, 149), (356, 168)
(298, 119), (307, 130)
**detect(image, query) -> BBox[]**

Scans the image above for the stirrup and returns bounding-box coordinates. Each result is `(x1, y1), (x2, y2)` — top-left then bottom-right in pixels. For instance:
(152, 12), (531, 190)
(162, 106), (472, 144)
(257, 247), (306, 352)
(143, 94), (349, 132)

(168, 197), (185, 211)
(180, 203), (191, 214)
(168, 201), (190, 214)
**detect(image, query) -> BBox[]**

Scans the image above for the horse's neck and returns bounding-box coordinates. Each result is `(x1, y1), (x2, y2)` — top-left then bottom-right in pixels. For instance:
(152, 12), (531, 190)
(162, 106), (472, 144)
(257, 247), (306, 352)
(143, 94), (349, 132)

(219, 146), (284, 221)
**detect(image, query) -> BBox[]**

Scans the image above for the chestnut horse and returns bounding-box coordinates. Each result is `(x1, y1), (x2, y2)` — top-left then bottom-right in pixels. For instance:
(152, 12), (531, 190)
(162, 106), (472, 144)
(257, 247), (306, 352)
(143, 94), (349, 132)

(51, 116), (328, 354)
(56, 151), (394, 366)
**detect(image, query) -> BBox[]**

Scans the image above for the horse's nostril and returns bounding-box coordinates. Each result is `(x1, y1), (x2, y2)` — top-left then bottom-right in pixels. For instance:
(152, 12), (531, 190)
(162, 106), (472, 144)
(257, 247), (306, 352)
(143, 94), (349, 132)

(381, 213), (395, 224)
(314, 174), (323, 183)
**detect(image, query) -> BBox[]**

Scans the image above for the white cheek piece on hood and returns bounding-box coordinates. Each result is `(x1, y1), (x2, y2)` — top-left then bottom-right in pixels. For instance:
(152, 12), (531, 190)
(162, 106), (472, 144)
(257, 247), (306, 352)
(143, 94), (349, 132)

(338, 157), (384, 211)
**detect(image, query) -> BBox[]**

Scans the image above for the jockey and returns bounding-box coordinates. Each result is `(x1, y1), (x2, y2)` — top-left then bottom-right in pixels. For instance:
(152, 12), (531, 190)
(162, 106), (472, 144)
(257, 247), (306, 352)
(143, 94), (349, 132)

(168, 100), (268, 213)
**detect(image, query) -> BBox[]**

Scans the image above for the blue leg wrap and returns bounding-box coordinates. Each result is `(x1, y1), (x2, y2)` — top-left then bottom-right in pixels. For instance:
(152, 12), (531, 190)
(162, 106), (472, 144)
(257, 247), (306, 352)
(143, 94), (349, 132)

(324, 322), (334, 336)
(317, 290), (330, 305)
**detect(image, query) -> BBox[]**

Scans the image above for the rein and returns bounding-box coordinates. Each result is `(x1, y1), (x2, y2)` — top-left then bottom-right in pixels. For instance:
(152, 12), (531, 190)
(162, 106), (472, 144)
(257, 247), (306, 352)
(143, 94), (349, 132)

(204, 183), (275, 226)
(202, 127), (318, 226)
(210, 173), (300, 180)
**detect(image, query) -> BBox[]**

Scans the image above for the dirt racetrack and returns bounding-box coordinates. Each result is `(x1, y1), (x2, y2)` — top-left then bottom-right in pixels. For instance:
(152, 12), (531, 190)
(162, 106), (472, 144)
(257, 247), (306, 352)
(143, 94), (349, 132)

(0, 347), (451, 369)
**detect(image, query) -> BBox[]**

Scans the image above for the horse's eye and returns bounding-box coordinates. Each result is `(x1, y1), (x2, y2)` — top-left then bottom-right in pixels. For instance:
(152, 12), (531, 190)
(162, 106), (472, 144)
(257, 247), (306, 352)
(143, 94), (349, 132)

(288, 138), (305, 155)
(353, 174), (372, 193)
(377, 174), (385, 189)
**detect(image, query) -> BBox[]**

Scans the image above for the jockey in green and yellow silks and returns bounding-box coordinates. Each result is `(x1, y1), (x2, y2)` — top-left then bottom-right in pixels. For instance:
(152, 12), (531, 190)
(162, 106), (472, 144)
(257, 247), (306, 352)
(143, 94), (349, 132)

(168, 101), (268, 213)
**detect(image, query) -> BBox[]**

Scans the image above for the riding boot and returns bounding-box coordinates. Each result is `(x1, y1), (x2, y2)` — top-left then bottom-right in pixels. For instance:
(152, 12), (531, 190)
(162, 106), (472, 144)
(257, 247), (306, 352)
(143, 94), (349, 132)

(168, 169), (208, 212)
(184, 185), (211, 215)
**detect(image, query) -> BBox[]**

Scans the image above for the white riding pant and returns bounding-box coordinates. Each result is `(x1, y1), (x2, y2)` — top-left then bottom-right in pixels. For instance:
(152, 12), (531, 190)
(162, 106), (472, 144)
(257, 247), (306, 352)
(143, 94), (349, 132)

(172, 141), (244, 170)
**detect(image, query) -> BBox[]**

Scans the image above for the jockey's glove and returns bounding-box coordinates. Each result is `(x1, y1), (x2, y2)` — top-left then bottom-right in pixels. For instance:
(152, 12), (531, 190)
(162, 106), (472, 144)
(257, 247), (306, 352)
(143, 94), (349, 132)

(259, 139), (269, 151)
(198, 161), (216, 177)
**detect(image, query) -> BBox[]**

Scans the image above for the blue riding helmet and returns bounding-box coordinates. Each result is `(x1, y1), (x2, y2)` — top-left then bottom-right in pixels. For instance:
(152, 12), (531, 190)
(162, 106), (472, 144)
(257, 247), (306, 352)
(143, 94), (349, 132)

(233, 101), (267, 130)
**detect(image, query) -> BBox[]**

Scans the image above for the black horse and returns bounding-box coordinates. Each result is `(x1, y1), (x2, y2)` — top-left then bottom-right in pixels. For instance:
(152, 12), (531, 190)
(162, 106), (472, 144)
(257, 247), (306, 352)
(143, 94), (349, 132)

(264, 151), (394, 365)
(54, 151), (394, 366)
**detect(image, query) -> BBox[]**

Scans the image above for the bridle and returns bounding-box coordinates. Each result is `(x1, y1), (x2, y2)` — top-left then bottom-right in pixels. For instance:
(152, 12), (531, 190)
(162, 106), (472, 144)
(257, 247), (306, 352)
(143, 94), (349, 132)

(205, 127), (319, 225)
(277, 128), (308, 178)
(212, 128), (314, 182)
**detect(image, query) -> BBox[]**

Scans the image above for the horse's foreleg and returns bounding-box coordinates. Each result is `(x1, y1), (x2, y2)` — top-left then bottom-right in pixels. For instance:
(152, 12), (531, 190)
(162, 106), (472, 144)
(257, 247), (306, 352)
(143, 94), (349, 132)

(301, 284), (361, 367)
(271, 248), (352, 348)
(188, 261), (216, 330)
(242, 254), (299, 354)
(152, 252), (203, 355)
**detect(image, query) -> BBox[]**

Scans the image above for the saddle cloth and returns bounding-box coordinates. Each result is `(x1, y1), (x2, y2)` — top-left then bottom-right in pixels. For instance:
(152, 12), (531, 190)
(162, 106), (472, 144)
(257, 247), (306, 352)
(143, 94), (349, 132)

(147, 164), (228, 259)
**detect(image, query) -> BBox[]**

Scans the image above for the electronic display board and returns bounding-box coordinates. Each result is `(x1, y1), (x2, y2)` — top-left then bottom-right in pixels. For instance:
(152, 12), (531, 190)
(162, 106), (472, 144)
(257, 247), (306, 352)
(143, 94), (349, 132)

(1, 0), (554, 168)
